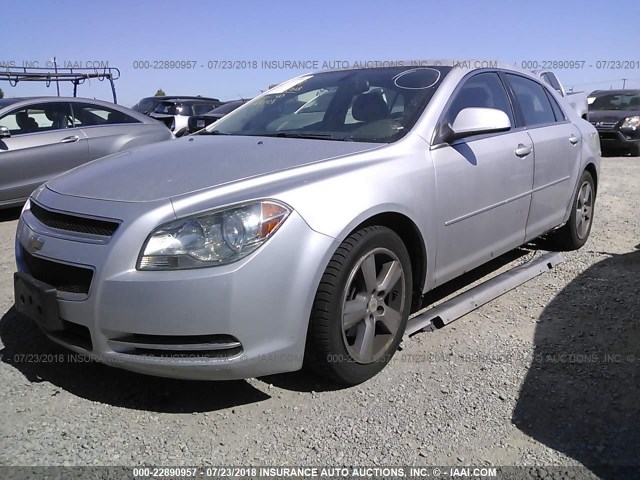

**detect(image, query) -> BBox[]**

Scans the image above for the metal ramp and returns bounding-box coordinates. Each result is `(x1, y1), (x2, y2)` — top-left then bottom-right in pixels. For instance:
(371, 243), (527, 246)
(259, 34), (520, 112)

(405, 251), (564, 337)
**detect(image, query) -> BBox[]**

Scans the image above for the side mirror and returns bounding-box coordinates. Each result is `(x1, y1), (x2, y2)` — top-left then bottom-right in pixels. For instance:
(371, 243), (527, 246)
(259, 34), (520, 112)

(0, 126), (10, 139)
(443, 107), (511, 143)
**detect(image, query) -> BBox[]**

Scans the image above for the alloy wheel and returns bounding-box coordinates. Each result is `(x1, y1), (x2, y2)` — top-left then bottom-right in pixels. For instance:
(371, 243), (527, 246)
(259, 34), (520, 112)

(341, 247), (406, 364)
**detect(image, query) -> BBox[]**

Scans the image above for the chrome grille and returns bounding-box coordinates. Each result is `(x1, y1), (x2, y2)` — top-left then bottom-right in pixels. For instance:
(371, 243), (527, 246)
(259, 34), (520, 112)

(31, 203), (119, 237)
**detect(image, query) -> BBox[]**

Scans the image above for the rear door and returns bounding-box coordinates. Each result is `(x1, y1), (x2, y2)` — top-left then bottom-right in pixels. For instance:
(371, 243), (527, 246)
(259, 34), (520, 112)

(0, 102), (89, 206)
(503, 73), (582, 239)
(71, 102), (143, 159)
(431, 72), (535, 285)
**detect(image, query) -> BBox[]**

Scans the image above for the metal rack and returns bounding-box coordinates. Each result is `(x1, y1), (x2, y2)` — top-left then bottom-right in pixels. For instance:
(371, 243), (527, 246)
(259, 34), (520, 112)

(0, 66), (121, 103)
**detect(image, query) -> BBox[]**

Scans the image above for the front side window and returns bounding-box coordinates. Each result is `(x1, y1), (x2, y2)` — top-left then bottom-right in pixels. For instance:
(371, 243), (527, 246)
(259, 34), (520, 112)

(506, 74), (556, 127)
(208, 66), (451, 143)
(445, 72), (514, 127)
(0, 102), (73, 135)
(71, 103), (139, 126)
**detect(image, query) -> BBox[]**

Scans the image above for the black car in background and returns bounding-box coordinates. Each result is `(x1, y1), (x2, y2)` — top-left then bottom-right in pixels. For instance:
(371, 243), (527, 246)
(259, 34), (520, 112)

(148, 98), (223, 137)
(132, 95), (221, 115)
(588, 89), (640, 156)
(186, 99), (250, 134)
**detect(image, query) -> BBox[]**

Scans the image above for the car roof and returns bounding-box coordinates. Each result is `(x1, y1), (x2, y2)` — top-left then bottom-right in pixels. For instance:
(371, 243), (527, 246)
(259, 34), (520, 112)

(312, 59), (530, 74)
(589, 89), (640, 96)
(142, 95), (220, 102)
(157, 98), (221, 103)
(1, 96), (123, 105)
(0, 98), (24, 108)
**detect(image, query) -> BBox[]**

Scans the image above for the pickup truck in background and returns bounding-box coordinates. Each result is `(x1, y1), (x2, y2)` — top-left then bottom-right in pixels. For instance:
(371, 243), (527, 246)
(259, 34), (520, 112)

(534, 70), (589, 121)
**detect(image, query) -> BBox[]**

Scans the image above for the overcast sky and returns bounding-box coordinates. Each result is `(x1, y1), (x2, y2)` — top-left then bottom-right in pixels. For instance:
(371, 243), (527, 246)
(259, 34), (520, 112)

(2, 0), (639, 106)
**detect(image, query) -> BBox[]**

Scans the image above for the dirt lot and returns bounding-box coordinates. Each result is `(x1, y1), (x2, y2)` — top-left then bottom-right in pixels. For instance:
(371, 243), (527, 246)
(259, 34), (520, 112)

(0, 157), (638, 478)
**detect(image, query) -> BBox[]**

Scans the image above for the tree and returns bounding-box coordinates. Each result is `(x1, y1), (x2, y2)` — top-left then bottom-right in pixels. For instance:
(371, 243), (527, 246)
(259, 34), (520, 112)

(154, 89), (166, 96)
(0, 88), (4, 99)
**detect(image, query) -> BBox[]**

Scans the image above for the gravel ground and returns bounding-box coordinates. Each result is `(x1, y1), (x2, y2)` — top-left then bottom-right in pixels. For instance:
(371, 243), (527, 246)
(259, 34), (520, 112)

(0, 157), (638, 478)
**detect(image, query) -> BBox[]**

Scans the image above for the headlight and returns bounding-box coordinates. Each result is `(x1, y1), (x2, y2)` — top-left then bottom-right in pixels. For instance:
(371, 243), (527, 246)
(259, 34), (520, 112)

(138, 200), (290, 270)
(21, 198), (31, 215)
(621, 116), (640, 129)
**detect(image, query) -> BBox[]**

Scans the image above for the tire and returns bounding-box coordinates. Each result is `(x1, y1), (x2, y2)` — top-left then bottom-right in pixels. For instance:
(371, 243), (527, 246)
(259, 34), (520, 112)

(549, 170), (596, 250)
(630, 144), (640, 157)
(305, 226), (412, 385)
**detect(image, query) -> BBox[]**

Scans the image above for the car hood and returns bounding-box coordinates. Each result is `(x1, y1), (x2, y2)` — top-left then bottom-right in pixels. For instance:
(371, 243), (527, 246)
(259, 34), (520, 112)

(589, 109), (639, 123)
(46, 135), (382, 202)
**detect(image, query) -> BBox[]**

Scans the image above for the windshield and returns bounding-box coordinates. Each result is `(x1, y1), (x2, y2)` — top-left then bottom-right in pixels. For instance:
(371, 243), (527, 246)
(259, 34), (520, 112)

(192, 103), (218, 115)
(208, 66), (450, 142)
(154, 102), (193, 116)
(132, 98), (156, 113)
(590, 92), (640, 111)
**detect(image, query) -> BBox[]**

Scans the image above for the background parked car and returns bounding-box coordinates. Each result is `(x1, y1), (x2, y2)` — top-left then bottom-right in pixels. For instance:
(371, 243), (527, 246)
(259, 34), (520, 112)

(149, 98), (223, 137)
(186, 99), (250, 134)
(131, 95), (221, 115)
(0, 97), (174, 208)
(588, 89), (640, 156)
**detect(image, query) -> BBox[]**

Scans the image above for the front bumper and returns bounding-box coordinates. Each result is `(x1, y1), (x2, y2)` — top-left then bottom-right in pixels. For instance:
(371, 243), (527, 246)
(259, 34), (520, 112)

(15, 187), (337, 380)
(594, 127), (640, 150)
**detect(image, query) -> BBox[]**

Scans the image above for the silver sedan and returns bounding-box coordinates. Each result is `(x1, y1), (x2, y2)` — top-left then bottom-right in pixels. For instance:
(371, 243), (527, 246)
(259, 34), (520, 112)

(13, 62), (600, 384)
(0, 97), (174, 208)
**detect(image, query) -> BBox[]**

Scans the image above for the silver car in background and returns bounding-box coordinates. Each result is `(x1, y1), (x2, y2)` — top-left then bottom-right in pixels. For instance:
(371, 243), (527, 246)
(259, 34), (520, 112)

(0, 97), (174, 208)
(14, 62), (600, 385)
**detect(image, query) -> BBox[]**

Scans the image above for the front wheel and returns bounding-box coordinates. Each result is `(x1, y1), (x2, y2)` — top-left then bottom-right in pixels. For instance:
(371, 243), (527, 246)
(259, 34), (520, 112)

(549, 170), (596, 250)
(305, 226), (412, 385)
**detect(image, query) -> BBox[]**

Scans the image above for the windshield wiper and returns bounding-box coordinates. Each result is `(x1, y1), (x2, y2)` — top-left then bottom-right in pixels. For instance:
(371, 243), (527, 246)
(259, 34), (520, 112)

(197, 129), (229, 135)
(252, 132), (340, 141)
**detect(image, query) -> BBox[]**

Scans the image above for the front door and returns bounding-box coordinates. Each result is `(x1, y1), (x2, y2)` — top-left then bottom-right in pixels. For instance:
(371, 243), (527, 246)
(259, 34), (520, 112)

(431, 72), (535, 285)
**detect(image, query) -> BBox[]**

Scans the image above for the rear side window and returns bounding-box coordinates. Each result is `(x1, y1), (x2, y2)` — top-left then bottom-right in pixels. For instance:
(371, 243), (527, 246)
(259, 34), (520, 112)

(71, 103), (139, 126)
(446, 72), (514, 126)
(506, 74), (556, 127)
(545, 90), (566, 122)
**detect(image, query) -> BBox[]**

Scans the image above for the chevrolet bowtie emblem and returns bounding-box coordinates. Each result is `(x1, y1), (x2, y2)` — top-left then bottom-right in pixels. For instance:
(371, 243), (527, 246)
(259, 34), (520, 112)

(28, 236), (45, 252)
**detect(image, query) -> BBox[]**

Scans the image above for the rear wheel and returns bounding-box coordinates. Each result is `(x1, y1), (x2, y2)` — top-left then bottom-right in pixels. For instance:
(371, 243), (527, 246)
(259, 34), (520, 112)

(549, 170), (595, 250)
(306, 226), (412, 385)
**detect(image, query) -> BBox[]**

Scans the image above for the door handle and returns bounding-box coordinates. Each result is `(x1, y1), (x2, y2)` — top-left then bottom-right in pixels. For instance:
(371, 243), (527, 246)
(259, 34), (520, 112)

(514, 144), (532, 158)
(569, 134), (580, 145)
(60, 135), (79, 144)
